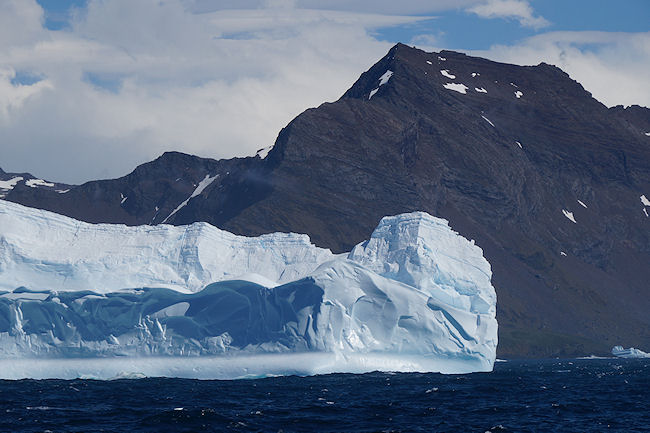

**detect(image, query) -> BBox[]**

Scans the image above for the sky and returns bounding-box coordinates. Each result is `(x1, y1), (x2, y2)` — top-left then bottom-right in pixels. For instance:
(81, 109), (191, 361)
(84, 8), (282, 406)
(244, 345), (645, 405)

(1, 0), (648, 183)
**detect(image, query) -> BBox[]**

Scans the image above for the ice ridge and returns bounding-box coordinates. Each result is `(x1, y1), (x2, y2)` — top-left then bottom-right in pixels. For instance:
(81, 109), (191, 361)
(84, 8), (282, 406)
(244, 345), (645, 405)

(0, 201), (497, 378)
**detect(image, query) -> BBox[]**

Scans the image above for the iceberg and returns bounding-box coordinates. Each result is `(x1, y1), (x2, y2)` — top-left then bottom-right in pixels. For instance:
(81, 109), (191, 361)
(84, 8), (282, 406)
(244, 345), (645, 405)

(611, 345), (650, 359)
(0, 200), (497, 379)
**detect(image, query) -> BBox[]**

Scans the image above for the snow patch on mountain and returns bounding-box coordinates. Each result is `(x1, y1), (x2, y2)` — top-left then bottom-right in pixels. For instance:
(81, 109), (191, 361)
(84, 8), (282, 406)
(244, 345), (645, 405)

(481, 115), (495, 127)
(562, 209), (576, 223)
(641, 195), (650, 207)
(443, 83), (468, 94)
(0, 177), (24, 198)
(0, 176), (23, 190)
(162, 174), (218, 223)
(256, 145), (273, 159)
(378, 70), (393, 86)
(369, 70), (393, 100)
(25, 179), (54, 188)
(440, 70), (455, 79)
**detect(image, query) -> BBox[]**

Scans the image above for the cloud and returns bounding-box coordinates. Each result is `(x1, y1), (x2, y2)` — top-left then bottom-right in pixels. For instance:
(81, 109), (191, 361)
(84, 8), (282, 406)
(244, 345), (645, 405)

(0, 69), (53, 119)
(467, 0), (549, 29)
(477, 31), (650, 108)
(0, 0), (430, 183)
(185, 0), (483, 15)
(410, 33), (443, 48)
(0, 0), (45, 47)
(1, 0), (647, 185)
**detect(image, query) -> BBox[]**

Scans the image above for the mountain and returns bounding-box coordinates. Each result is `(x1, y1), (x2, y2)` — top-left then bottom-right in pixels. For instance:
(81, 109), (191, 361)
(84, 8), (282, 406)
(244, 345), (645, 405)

(0, 168), (71, 199)
(3, 152), (256, 225)
(4, 44), (650, 358)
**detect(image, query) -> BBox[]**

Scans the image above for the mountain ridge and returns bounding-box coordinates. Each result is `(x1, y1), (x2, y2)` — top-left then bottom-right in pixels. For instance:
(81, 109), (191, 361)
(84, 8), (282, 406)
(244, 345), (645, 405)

(3, 43), (650, 358)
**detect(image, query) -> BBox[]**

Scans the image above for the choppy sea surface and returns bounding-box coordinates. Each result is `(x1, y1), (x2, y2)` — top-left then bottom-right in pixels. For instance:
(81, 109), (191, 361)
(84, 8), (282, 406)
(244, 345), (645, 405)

(1, 358), (648, 432)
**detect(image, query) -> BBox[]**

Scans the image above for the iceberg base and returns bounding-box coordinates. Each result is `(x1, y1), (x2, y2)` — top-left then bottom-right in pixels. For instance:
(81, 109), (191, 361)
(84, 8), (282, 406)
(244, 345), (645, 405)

(0, 352), (492, 380)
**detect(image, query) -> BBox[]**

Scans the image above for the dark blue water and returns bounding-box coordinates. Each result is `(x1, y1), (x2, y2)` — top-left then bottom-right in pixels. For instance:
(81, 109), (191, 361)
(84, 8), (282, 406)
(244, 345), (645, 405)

(1, 359), (648, 432)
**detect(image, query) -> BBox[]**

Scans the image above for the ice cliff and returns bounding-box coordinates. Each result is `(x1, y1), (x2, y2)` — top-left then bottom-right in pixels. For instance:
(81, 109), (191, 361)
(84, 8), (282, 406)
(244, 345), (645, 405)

(0, 200), (497, 379)
(611, 346), (650, 359)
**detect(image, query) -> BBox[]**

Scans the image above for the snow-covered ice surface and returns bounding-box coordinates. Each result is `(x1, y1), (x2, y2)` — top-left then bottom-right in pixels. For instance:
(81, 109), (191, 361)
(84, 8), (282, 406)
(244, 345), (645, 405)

(514, 91), (523, 99)
(0, 200), (330, 293)
(0, 201), (497, 379)
(611, 346), (650, 359)
(577, 200), (588, 209)
(443, 83), (468, 94)
(475, 87), (487, 93)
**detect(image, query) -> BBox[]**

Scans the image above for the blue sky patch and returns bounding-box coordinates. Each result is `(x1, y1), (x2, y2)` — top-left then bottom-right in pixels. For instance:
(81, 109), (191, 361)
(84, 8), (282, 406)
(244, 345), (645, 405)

(83, 72), (123, 93)
(10, 71), (45, 86)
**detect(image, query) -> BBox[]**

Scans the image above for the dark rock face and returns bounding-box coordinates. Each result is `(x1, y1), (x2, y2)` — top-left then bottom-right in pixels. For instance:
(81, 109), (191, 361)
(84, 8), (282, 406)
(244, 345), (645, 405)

(5, 44), (650, 358)
(5, 152), (262, 225)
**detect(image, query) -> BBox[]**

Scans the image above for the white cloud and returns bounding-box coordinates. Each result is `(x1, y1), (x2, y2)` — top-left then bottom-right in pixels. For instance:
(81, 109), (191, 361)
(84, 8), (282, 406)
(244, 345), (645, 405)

(409, 33), (444, 49)
(0, 0), (429, 183)
(0, 0), (45, 47)
(0, 68), (53, 119)
(467, 0), (549, 29)
(185, 0), (483, 15)
(478, 31), (650, 108)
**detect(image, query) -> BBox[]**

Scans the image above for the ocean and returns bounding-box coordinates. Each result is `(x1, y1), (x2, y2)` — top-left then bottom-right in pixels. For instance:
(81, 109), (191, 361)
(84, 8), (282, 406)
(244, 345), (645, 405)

(1, 358), (648, 432)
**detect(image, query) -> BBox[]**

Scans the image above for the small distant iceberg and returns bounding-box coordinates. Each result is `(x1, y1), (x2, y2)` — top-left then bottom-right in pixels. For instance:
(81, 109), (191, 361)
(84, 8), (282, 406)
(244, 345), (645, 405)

(611, 345), (650, 359)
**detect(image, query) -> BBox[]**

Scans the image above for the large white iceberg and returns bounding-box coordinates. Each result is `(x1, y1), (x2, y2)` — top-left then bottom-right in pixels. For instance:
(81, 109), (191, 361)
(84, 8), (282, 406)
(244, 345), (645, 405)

(0, 200), (497, 379)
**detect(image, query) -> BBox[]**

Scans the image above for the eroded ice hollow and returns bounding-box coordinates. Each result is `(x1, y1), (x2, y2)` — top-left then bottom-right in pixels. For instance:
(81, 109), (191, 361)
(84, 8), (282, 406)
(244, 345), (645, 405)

(0, 200), (497, 379)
